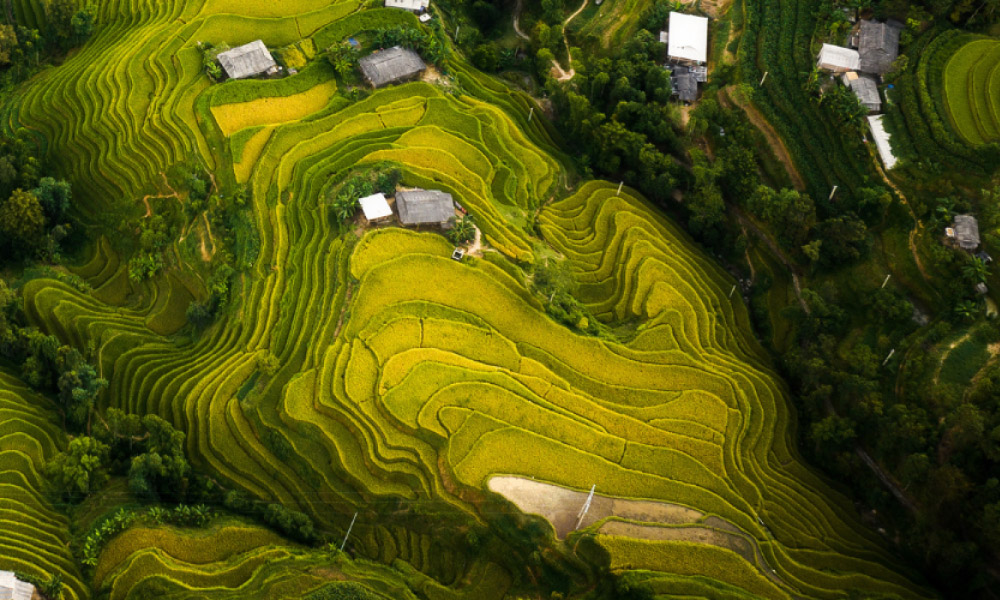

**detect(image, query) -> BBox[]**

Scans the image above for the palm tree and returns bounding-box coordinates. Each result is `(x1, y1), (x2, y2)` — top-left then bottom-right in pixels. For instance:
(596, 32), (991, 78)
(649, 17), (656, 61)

(953, 300), (979, 322)
(963, 258), (989, 283)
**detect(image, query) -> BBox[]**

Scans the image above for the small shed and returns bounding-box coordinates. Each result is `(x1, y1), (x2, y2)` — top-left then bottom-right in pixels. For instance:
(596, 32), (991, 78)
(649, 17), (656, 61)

(670, 66), (698, 103)
(358, 46), (427, 88)
(858, 20), (902, 75)
(953, 215), (981, 251)
(843, 72), (881, 113)
(817, 44), (860, 72)
(867, 115), (898, 169)
(0, 571), (35, 600)
(396, 189), (455, 227)
(358, 192), (393, 223)
(384, 0), (429, 12)
(217, 40), (278, 80)
(667, 12), (708, 64)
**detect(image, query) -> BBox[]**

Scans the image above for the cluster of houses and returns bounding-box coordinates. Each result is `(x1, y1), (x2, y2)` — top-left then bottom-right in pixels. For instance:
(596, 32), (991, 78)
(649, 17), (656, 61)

(0, 571), (35, 600)
(816, 19), (904, 170)
(661, 12), (710, 103)
(211, 0), (434, 85)
(358, 188), (458, 228)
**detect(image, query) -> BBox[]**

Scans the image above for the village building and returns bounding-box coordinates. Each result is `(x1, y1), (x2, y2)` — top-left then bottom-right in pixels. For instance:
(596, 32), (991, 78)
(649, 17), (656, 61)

(858, 19), (902, 76)
(217, 40), (279, 80)
(667, 12), (708, 64)
(396, 189), (455, 227)
(384, 0), (429, 13)
(0, 571), (35, 600)
(358, 46), (427, 88)
(670, 65), (699, 103)
(817, 43), (860, 72)
(949, 215), (981, 252)
(358, 192), (393, 224)
(867, 115), (898, 169)
(843, 72), (881, 113)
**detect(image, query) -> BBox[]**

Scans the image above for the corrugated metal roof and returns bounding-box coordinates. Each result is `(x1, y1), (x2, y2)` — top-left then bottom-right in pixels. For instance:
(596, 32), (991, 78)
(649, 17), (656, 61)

(359, 192), (393, 220)
(845, 73), (881, 112)
(385, 0), (429, 11)
(667, 12), (708, 63)
(217, 40), (277, 80)
(0, 571), (35, 600)
(953, 214), (980, 251)
(670, 66), (698, 102)
(396, 189), (455, 225)
(817, 44), (860, 71)
(859, 20), (901, 75)
(358, 46), (426, 88)
(867, 115), (897, 169)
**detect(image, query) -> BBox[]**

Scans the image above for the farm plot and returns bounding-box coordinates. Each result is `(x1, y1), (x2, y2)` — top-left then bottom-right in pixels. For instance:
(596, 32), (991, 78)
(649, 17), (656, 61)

(943, 37), (1000, 144)
(6, 0), (931, 597)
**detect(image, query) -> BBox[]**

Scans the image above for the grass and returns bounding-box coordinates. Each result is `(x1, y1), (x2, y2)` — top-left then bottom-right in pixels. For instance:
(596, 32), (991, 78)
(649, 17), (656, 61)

(943, 37), (1000, 144)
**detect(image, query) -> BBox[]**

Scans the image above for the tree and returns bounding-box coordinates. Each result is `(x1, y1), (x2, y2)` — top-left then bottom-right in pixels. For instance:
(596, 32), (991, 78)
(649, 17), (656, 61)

(70, 5), (95, 42)
(748, 186), (816, 248)
(44, 436), (109, 502)
(33, 177), (71, 223)
(0, 188), (46, 253)
(326, 42), (359, 78)
(448, 214), (476, 244)
(815, 214), (870, 267)
(532, 258), (577, 302)
(57, 347), (108, 431)
(46, 0), (78, 47)
(472, 42), (500, 72)
(0, 24), (17, 67)
(963, 257), (989, 284)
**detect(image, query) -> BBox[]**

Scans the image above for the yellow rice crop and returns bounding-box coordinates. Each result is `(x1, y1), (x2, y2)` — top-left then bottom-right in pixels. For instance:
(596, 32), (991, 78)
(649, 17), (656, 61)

(211, 80), (337, 136)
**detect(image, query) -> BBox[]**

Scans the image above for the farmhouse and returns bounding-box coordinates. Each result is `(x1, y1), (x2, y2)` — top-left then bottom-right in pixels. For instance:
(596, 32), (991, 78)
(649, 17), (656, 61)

(867, 115), (898, 169)
(667, 12), (708, 64)
(858, 19), (902, 76)
(843, 72), (881, 112)
(0, 571), (35, 600)
(396, 189), (455, 227)
(670, 65), (699, 103)
(817, 43), (860, 72)
(217, 40), (278, 80)
(358, 192), (393, 223)
(384, 0), (429, 13)
(358, 46), (427, 88)
(949, 215), (981, 251)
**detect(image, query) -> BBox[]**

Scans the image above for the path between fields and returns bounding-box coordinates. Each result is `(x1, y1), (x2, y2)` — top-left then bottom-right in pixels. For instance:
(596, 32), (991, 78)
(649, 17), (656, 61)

(720, 87), (805, 191)
(551, 0), (588, 81)
(467, 226), (484, 257)
(932, 331), (972, 387)
(513, 0), (530, 40)
(735, 208), (810, 315)
(871, 155), (933, 286)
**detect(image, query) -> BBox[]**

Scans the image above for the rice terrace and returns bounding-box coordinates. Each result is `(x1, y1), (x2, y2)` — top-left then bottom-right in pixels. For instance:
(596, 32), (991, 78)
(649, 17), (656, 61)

(1, 0), (999, 599)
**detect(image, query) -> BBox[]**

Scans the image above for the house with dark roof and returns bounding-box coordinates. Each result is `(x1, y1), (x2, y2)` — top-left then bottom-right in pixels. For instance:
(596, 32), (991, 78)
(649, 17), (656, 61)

(217, 40), (278, 80)
(670, 65), (698, 103)
(358, 46), (426, 88)
(950, 214), (981, 251)
(858, 20), (902, 75)
(843, 72), (881, 113)
(396, 189), (455, 227)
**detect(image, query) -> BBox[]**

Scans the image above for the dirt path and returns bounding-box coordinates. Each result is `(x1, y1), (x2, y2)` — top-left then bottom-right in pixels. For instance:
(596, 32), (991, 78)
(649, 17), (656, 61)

(513, 0), (530, 40)
(199, 212), (216, 262)
(467, 226), (484, 257)
(735, 209), (810, 314)
(551, 0), (588, 81)
(720, 87), (805, 191)
(871, 154), (933, 286)
(932, 331), (972, 386)
(856, 447), (918, 514)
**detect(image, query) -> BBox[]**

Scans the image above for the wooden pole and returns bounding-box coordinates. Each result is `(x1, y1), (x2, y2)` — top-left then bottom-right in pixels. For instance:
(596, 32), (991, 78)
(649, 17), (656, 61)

(759, 71), (768, 86)
(881, 274), (891, 289)
(528, 107), (534, 122)
(340, 512), (358, 552)
(828, 185), (838, 201)
(575, 485), (596, 531)
(616, 181), (623, 196)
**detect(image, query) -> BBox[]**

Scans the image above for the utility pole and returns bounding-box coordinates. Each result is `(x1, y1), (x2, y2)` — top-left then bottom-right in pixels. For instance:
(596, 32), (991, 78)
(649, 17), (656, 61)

(828, 185), (838, 201)
(574, 484), (596, 531)
(759, 71), (768, 86)
(340, 512), (358, 552)
(528, 107), (534, 122)
(616, 181), (623, 196)
(882, 349), (895, 366)
(881, 274), (891, 289)
(729, 284), (737, 298)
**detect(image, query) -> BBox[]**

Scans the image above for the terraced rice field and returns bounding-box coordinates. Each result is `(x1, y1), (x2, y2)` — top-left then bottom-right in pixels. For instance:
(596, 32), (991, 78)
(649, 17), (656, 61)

(4, 0), (931, 597)
(943, 37), (1000, 144)
(0, 371), (88, 600)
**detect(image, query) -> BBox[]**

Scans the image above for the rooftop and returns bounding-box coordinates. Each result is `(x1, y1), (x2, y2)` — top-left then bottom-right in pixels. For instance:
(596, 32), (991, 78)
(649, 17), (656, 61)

(817, 43), (860, 72)
(844, 72), (881, 112)
(217, 40), (277, 80)
(867, 115), (897, 169)
(0, 571), (35, 600)
(396, 189), (455, 225)
(858, 19), (902, 75)
(953, 214), (980, 251)
(359, 192), (393, 221)
(358, 46), (427, 88)
(667, 12), (708, 64)
(670, 66), (698, 103)
(384, 0), (429, 11)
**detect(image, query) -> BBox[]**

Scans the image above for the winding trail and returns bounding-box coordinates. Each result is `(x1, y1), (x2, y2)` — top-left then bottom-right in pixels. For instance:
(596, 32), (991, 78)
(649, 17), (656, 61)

(734, 208), (810, 314)
(513, 0), (529, 40)
(515, 0), (587, 81)
(720, 87), (805, 191)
